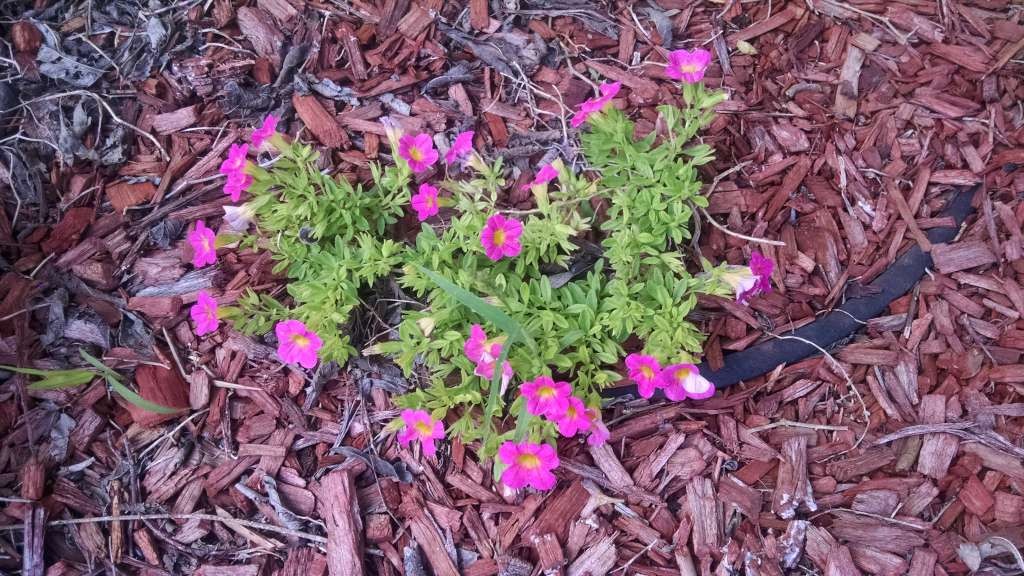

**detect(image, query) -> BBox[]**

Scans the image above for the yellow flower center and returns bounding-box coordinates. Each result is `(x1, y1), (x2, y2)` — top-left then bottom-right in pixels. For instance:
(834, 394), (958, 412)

(537, 385), (555, 399)
(673, 367), (691, 383)
(566, 406), (578, 419)
(201, 237), (211, 251)
(414, 421), (434, 436)
(409, 147), (424, 162)
(492, 228), (506, 247)
(206, 308), (217, 321)
(516, 453), (541, 469)
(681, 63), (699, 73)
(641, 366), (654, 379)
(290, 333), (310, 348)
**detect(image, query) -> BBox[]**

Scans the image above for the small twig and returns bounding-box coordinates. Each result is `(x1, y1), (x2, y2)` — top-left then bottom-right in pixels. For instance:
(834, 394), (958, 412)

(747, 419), (849, 433)
(698, 206), (787, 246)
(0, 513), (325, 544)
(811, 508), (928, 530)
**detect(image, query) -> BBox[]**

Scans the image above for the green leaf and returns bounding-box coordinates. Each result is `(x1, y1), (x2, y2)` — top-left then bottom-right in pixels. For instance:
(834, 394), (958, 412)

(79, 351), (180, 414)
(414, 264), (535, 351)
(1, 364), (96, 389)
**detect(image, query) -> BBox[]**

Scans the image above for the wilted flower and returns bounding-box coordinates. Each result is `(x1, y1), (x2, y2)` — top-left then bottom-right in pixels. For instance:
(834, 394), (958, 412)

(522, 163), (559, 190)
(666, 48), (712, 84)
(444, 130), (474, 165)
(219, 143), (249, 175)
(722, 251), (774, 304)
(251, 114), (278, 148)
(397, 409), (445, 457)
(571, 81), (621, 128)
(554, 396), (591, 437)
(659, 363), (715, 401)
(480, 214), (523, 261)
(398, 133), (439, 173)
(520, 375), (571, 419)
(187, 220), (217, 267)
(275, 319), (322, 369)
(223, 203), (256, 231)
(497, 440), (559, 491)
(190, 291), (219, 336)
(585, 408), (610, 446)
(625, 353), (662, 399)
(410, 183), (439, 221)
(464, 324), (513, 384)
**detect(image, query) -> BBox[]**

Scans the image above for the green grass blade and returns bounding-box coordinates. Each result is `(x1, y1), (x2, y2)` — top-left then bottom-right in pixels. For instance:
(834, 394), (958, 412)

(414, 265), (534, 351)
(27, 371), (97, 390)
(107, 377), (181, 414)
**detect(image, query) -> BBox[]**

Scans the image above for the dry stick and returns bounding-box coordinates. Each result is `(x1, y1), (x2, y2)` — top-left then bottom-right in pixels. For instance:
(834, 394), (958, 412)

(747, 419), (849, 433)
(0, 513), (326, 544)
(697, 161), (785, 247)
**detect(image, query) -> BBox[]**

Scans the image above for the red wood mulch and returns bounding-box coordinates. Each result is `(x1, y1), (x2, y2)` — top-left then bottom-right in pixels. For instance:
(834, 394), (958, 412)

(2, 1), (1024, 575)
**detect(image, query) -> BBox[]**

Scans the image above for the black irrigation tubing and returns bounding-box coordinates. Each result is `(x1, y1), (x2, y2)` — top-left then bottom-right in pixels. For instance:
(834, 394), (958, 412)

(601, 184), (980, 399)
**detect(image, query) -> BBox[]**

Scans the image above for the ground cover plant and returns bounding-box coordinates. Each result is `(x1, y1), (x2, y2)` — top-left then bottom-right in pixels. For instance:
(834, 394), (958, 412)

(187, 48), (773, 488)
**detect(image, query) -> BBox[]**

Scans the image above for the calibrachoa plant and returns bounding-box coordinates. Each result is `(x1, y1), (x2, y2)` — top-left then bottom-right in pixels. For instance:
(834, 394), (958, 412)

(187, 47), (777, 490)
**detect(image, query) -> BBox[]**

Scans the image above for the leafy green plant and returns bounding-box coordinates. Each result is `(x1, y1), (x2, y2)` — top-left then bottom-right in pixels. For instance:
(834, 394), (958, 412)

(226, 64), (770, 464)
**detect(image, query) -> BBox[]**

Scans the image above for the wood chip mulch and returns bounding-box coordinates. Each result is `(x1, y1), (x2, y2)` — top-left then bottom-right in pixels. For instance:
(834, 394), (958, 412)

(2, 1), (1024, 575)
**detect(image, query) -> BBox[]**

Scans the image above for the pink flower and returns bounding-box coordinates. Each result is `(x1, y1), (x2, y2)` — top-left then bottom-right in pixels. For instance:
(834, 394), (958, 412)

(188, 220), (217, 267)
(521, 163), (559, 190)
(480, 214), (524, 261)
(464, 324), (498, 363)
(659, 363), (715, 401)
(275, 319), (323, 369)
(190, 291), (219, 336)
(625, 353), (662, 399)
(723, 252), (775, 304)
(410, 183), (440, 221)
(251, 114), (278, 147)
(219, 143), (249, 175)
(223, 171), (252, 202)
(397, 409), (445, 457)
(520, 376), (571, 418)
(555, 396), (590, 437)
(585, 408), (610, 446)
(398, 133), (439, 173)
(497, 441), (559, 491)
(445, 130), (474, 165)
(464, 324), (513, 383)
(571, 81), (621, 128)
(665, 48), (712, 84)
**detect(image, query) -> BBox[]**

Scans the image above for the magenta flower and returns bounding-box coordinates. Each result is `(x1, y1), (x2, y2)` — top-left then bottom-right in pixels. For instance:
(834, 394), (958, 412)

(723, 252), (774, 304)
(410, 183), (440, 221)
(585, 408), (610, 446)
(190, 291), (220, 336)
(497, 441), (559, 491)
(522, 163), (559, 190)
(480, 214), (524, 261)
(219, 143), (249, 175)
(275, 319), (322, 369)
(475, 355), (513, 383)
(464, 324), (499, 363)
(251, 114), (278, 147)
(554, 396), (591, 437)
(571, 81), (621, 128)
(445, 130), (474, 165)
(659, 363), (715, 401)
(625, 353), (662, 399)
(665, 48), (712, 84)
(520, 376), (571, 419)
(398, 133), (439, 173)
(223, 171), (252, 202)
(397, 409), (445, 457)
(188, 220), (217, 267)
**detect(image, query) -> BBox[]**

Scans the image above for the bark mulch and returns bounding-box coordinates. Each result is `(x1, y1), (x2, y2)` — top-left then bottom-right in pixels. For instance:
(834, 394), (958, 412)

(2, 0), (1024, 575)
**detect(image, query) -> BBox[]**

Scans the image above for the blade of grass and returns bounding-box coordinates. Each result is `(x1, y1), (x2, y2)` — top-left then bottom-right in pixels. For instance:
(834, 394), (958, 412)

(414, 265), (535, 351)
(79, 351), (179, 414)
(2, 364), (98, 390)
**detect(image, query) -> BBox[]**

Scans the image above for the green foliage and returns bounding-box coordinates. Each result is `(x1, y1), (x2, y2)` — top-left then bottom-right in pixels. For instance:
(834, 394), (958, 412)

(237, 82), (732, 455)
(3, 350), (179, 414)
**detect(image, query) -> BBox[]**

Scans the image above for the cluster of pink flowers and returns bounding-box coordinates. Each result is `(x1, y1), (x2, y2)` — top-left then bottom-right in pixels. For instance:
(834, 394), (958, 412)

(519, 375), (608, 445)
(625, 353), (715, 401)
(397, 130), (477, 223)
